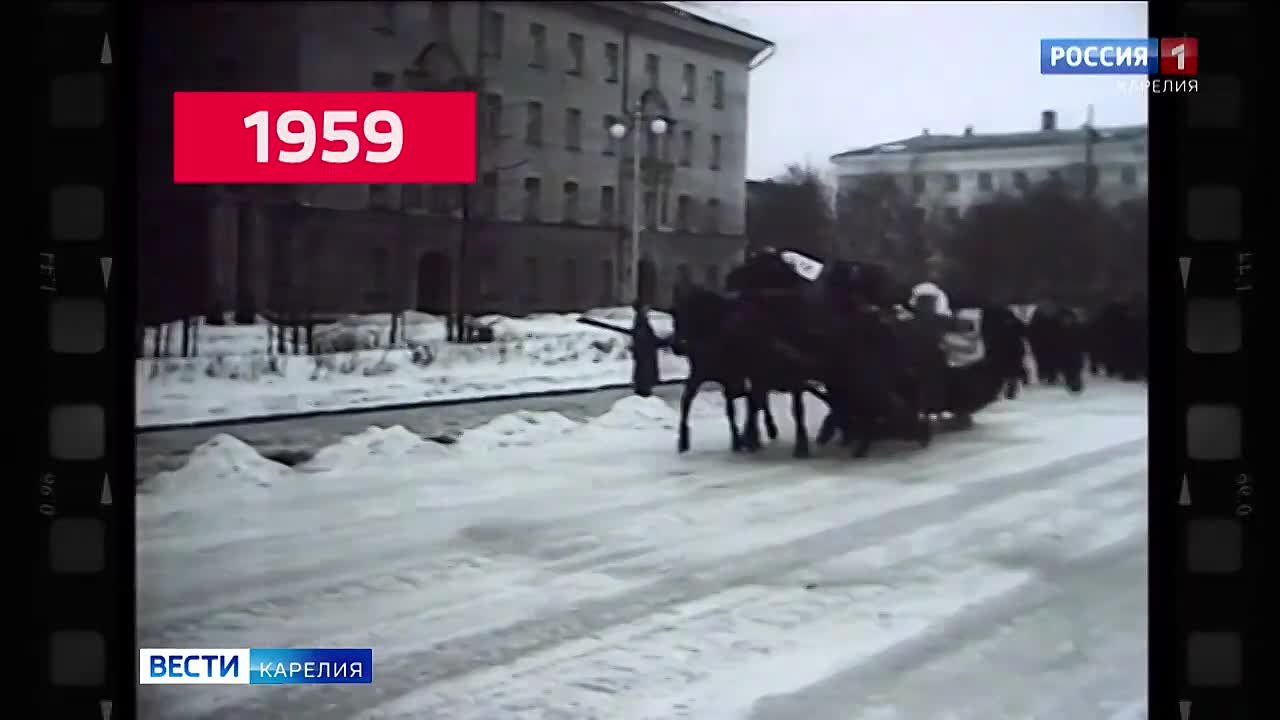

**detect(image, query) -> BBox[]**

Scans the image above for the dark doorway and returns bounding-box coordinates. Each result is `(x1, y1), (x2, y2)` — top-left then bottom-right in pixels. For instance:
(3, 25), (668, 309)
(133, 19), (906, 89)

(638, 258), (657, 306)
(417, 252), (452, 313)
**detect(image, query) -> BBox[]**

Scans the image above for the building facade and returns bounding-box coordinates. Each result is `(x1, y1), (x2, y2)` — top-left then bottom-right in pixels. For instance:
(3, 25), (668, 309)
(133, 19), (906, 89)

(828, 110), (1147, 223)
(139, 1), (772, 323)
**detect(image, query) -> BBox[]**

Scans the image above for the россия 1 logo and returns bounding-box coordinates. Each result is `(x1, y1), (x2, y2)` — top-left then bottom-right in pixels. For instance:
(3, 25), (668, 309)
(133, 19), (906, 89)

(1040, 37), (1199, 95)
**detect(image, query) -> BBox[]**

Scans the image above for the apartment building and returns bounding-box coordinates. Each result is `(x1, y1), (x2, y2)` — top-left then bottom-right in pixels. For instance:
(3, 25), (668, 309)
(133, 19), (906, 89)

(139, 1), (772, 321)
(829, 110), (1148, 225)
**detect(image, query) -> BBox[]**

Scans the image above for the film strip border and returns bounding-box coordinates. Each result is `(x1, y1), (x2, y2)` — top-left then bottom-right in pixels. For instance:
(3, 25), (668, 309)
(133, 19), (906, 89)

(1162, 2), (1256, 718)
(37, 2), (132, 719)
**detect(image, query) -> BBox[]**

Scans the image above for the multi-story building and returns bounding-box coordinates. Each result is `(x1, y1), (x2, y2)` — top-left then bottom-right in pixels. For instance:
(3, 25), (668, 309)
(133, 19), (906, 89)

(140, 1), (772, 323)
(828, 110), (1147, 224)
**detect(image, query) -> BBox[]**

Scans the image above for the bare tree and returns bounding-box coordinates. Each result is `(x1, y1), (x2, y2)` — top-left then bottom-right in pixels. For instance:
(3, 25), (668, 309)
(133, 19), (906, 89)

(746, 163), (836, 259)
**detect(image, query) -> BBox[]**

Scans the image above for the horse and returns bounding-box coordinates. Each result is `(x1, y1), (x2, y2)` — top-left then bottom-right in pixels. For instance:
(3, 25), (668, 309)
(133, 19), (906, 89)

(669, 285), (778, 454)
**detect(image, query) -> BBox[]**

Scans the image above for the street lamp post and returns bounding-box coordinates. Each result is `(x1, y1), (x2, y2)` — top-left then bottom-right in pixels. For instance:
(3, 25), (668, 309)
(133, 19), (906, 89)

(609, 109), (669, 304)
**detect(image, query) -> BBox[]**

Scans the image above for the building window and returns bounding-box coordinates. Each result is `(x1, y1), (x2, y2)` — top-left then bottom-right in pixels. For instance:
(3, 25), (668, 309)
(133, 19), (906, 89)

(1120, 165), (1138, 185)
(373, 2), (396, 35)
(525, 101), (542, 145)
(911, 174), (926, 194)
(484, 92), (503, 139)
(529, 23), (547, 67)
(603, 115), (619, 155)
(368, 247), (390, 305)
(600, 185), (616, 224)
(704, 264), (720, 289)
(402, 184), (426, 211)
(562, 181), (580, 223)
(645, 53), (660, 89)
(561, 258), (578, 307)
(676, 194), (692, 230)
(430, 2), (450, 32)
(482, 10), (503, 58)
(1013, 170), (1029, 190)
(977, 171), (993, 191)
(479, 172), (498, 218)
(523, 257), (539, 304)
(682, 63), (696, 101)
(600, 260), (615, 305)
(565, 108), (582, 150)
(567, 32), (584, 75)
(372, 71), (395, 90)
(943, 173), (960, 192)
(710, 134), (722, 170)
(704, 198), (720, 233)
(604, 42), (620, 83)
(523, 177), (541, 221)
(660, 188), (671, 226)
(643, 191), (657, 228)
(369, 184), (393, 209)
(679, 130), (693, 167)
(430, 185), (457, 215)
(712, 69), (725, 108)
(944, 206), (960, 224)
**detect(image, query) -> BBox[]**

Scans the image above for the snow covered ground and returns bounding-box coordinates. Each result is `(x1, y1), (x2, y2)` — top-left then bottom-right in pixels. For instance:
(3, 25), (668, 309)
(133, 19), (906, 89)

(139, 381), (1148, 719)
(137, 308), (686, 428)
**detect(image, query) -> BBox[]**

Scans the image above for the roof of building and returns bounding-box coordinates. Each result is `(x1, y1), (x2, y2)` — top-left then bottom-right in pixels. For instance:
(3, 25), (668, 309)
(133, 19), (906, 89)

(830, 123), (1147, 161)
(655, 1), (773, 49)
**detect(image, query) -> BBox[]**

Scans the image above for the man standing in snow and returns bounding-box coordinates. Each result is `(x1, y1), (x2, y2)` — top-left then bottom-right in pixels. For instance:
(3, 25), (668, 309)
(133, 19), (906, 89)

(630, 299), (660, 397)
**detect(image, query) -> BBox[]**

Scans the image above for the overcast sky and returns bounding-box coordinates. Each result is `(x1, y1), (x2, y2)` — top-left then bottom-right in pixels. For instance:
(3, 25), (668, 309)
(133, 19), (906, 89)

(710, 1), (1149, 179)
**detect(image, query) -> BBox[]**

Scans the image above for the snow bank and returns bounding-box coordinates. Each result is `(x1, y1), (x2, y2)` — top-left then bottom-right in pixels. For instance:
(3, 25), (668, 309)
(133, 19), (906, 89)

(138, 307), (686, 428)
(142, 395), (693, 501)
(302, 425), (439, 472)
(141, 434), (291, 497)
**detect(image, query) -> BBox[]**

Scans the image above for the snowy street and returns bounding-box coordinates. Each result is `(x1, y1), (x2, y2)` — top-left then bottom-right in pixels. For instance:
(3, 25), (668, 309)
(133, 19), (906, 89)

(138, 382), (1147, 719)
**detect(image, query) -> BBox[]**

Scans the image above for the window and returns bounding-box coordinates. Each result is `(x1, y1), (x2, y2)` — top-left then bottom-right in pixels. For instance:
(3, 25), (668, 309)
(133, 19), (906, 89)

(643, 191), (657, 228)
(1013, 170), (1029, 190)
(660, 189), (670, 226)
(561, 258), (578, 307)
(529, 23), (547, 67)
(525, 101), (542, 145)
(523, 177), (541, 221)
(943, 173), (960, 192)
(1120, 165), (1138, 185)
(372, 71), (395, 90)
(704, 198), (720, 233)
(679, 130), (693, 166)
(682, 63), (696, 101)
(368, 247), (390, 304)
(645, 53), (660, 88)
(600, 260), (615, 305)
(704, 264), (720, 289)
(604, 42), (620, 83)
(369, 184), (393, 209)
(484, 92), (503, 139)
(524, 257), (539, 303)
(430, 2), (450, 32)
(603, 115), (619, 155)
(710, 134), (722, 170)
(712, 69), (725, 108)
(676, 194), (692, 230)
(977, 171), (993, 191)
(567, 33), (584, 75)
(562, 181), (580, 223)
(911, 174), (926, 194)
(373, 2), (396, 35)
(430, 185), (457, 214)
(482, 10), (504, 58)
(565, 108), (582, 150)
(402, 184), (425, 211)
(600, 185), (616, 224)
(479, 172), (498, 218)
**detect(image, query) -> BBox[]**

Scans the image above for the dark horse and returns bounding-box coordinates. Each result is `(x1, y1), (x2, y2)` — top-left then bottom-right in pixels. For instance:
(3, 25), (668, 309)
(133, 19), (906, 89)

(670, 284), (778, 454)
